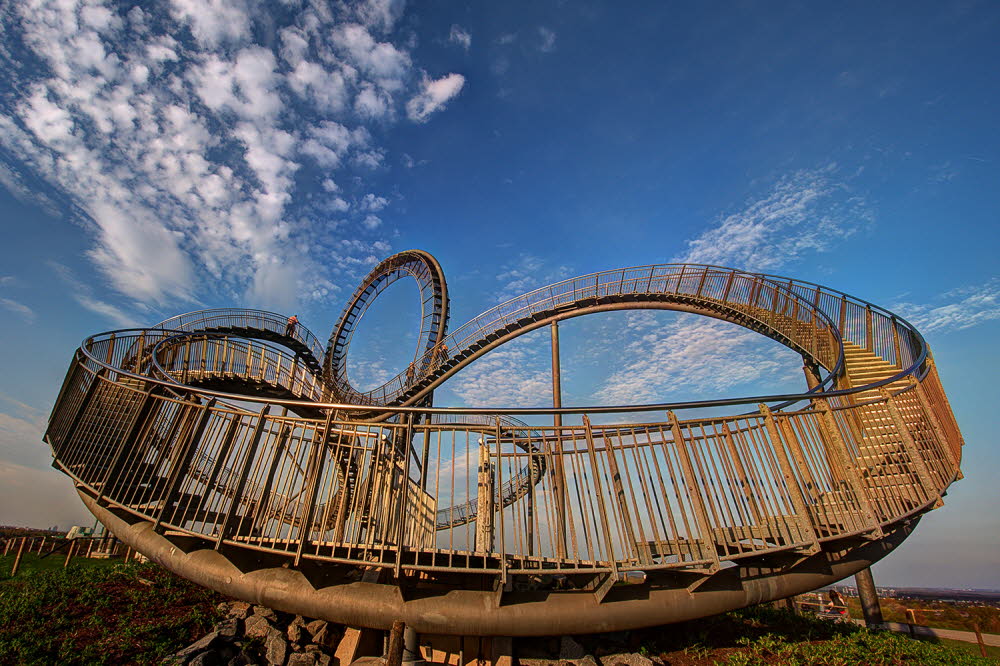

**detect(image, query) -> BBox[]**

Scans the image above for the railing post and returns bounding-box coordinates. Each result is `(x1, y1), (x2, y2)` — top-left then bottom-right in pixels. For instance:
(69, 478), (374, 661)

(721, 270), (735, 303)
(603, 431), (639, 561)
(494, 417), (507, 573)
(879, 388), (937, 500)
(56, 367), (107, 458)
(669, 412), (721, 568)
(892, 317), (903, 369)
(550, 321), (568, 559)
(909, 377), (957, 468)
(759, 405), (819, 548)
(721, 422), (764, 524)
(153, 397), (217, 531)
(217, 408), (282, 550)
(816, 402), (883, 534)
(393, 414), (415, 578)
(865, 305), (874, 351)
(582, 415), (617, 575)
(98, 387), (160, 504)
(294, 410), (335, 566)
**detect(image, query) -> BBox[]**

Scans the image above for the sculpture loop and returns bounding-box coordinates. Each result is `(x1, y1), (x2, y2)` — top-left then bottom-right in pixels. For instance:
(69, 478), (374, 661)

(43, 254), (964, 636)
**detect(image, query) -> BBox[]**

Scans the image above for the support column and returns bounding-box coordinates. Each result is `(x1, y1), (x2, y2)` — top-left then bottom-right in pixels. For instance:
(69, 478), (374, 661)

(550, 321), (568, 559)
(475, 440), (494, 554)
(802, 357), (822, 390)
(402, 625), (423, 665)
(855, 567), (884, 627)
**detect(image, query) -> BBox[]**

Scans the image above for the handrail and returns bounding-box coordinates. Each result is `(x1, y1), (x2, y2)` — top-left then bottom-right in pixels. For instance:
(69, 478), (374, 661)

(152, 308), (326, 366)
(43, 258), (963, 635)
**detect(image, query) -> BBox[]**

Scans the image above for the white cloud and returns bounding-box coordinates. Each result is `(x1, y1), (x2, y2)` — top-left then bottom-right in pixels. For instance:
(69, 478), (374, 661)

(443, 331), (553, 408)
(169, 0), (251, 49)
(449, 24), (471, 51)
(0, 1), (467, 315)
(332, 23), (411, 86)
(674, 165), (869, 272)
(362, 214), (382, 229)
(352, 0), (406, 33)
(894, 279), (1000, 334)
(494, 253), (572, 303)
(595, 312), (800, 405)
(406, 73), (466, 123)
(47, 260), (136, 328)
(538, 26), (557, 53)
(360, 193), (388, 211)
(0, 298), (35, 323)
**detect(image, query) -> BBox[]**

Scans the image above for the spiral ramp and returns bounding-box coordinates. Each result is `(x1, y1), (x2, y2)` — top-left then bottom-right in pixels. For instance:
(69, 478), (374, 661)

(44, 256), (963, 636)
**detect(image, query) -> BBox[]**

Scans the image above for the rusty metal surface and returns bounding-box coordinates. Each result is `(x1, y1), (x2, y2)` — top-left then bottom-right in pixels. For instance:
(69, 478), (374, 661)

(44, 255), (964, 635)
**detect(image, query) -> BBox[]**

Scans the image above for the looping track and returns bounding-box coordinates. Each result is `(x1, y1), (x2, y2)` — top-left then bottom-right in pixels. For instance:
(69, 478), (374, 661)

(45, 254), (963, 636)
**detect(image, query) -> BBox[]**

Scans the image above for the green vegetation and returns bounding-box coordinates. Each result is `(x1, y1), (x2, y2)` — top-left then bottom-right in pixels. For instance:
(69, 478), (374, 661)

(624, 605), (998, 665)
(720, 630), (992, 665)
(1, 550), (111, 577)
(0, 559), (225, 665)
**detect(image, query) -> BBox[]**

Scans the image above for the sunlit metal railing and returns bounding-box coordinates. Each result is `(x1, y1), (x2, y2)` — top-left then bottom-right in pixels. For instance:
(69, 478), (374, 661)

(44, 265), (960, 584)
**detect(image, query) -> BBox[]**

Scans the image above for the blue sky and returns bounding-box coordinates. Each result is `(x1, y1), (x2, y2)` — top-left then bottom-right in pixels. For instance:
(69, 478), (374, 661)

(0, 0), (997, 588)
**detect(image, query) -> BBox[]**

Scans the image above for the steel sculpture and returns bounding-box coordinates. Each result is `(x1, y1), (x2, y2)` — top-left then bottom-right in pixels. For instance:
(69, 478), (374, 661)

(44, 252), (964, 636)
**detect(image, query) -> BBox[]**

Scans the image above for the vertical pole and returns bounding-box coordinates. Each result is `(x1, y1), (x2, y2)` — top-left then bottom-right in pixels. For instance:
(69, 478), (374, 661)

(550, 321), (567, 559)
(402, 625), (422, 665)
(854, 567), (883, 627)
(386, 621), (405, 666)
(475, 439), (494, 554)
(63, 540), (75, 569)
(973, 623), (988, 658)
(802, 359), (822, 390)
(10, 537), (26, 576)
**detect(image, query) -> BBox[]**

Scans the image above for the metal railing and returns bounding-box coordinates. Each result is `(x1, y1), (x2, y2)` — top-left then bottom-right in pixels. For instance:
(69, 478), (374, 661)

(44, 266), (961, 582)
(153, 308), (326, 367)
(333, 264), (859, 407)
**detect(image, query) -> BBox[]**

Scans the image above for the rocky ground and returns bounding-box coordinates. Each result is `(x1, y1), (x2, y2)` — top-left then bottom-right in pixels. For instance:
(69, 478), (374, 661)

(164, 601), (341, 666)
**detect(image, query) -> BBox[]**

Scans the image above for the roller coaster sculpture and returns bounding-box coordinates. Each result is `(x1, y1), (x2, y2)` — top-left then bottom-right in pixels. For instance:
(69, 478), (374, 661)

(45, 250), (964, 636)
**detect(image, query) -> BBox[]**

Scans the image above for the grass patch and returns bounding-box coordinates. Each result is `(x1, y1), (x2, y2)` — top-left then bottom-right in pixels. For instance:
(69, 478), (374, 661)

(0, 560), (225, 665)
(0, 551), (114, 577)
(620, 606), (998, 665)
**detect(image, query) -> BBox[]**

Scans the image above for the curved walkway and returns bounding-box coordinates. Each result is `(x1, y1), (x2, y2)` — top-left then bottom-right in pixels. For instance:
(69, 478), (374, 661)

(43, 256), (963, 635)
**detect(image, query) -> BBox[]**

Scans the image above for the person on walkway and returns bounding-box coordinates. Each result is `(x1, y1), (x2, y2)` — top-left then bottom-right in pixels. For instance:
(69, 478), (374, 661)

(435, 341), (450, 368)
(406, 362), (415, 385)
(285, 314), (298, 337)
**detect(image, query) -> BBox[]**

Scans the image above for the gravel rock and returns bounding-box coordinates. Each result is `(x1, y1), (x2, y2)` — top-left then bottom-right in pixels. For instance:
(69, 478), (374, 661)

(310, 624), (337, 648)
(599, 653), (653, 666)
(303, 620), (326, 640)
(265, 627), (289, 666)
(253, 606), (279, 621)
(190, 651), (224, 666)
(559, 637), (587, 660)
(287, 654), (318, 666)
(215, 618), (241, 638)
(245, 615), (272, 639)
(169, 631), (220, 662)
(221, 602), (253, 620)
